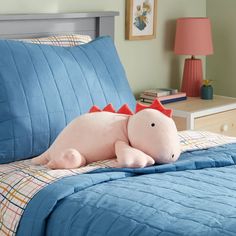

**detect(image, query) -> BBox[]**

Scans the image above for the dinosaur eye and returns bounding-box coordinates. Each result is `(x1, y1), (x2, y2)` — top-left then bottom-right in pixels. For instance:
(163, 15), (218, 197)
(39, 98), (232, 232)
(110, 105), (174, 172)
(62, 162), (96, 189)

(151, 123), (155, 127)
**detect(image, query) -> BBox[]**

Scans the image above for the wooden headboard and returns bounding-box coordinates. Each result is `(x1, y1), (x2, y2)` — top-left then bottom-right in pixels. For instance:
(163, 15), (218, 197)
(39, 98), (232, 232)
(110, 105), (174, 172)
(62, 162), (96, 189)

(0, 12), (119, 39)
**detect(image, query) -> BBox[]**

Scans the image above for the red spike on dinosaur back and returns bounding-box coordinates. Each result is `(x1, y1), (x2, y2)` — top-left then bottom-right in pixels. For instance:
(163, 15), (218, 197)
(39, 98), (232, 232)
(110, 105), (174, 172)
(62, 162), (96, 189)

(103, 104), (116, 113)
(150, 99), (166, 111)
(150, 99), (173, 118)
(89, 106), (101, 113)
(89, 100), (172, 117)
(135, 99), (173, 118)
(163, 109), (173, 117)
(89, 104), (133, 115)
(117, 104), (134, 115)
(135, 103), (149, 113)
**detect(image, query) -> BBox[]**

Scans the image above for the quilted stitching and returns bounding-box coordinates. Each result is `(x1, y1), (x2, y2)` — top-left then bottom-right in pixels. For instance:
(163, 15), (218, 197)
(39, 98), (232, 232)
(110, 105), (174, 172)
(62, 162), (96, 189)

(69, 47), (97, 105)
(91, 41), (123, 106)
(22, 43), (51, 149)
(79, 47), (109, 104)
(46, 165), (236, 236)
(39, 45), (67, 126)
(50, 46), (82, 115)
(6, 40), (34, 160)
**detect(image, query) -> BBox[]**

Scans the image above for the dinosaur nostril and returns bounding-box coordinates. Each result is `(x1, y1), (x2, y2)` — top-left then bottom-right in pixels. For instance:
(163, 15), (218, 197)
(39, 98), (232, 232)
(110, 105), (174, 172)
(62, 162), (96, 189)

(172, 154), (175, 158)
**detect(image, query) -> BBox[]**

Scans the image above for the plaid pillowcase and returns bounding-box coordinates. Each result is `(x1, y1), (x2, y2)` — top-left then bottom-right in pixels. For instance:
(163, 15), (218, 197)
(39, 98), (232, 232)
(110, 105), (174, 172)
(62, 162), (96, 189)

(179, 130), (236, 153)
(22, 34), (92, 46)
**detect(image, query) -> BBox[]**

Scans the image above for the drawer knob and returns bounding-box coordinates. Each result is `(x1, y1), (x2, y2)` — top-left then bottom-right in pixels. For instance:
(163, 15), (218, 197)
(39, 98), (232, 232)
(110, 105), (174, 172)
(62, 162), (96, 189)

(221, 124), (228, 132)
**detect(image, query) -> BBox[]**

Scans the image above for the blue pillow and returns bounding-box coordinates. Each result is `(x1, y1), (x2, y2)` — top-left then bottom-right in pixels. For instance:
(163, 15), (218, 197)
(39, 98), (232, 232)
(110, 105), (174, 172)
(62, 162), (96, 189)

(0, 36), (136, 163)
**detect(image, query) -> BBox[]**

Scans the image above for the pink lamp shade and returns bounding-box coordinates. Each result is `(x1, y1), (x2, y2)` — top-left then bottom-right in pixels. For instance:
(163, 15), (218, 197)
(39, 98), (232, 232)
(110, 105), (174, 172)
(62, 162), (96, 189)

(174, 17), (213, 56)
(174, 18), (213, 97)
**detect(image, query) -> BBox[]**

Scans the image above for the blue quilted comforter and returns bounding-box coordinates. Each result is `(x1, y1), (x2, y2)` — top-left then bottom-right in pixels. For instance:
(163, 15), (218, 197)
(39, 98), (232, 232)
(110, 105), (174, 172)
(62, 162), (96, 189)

(17, 143), (236, 236)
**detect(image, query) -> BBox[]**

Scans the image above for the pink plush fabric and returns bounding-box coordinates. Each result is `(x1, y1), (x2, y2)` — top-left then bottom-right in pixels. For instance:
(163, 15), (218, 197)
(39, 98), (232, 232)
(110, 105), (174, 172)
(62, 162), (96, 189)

(32, 100), (181, 169)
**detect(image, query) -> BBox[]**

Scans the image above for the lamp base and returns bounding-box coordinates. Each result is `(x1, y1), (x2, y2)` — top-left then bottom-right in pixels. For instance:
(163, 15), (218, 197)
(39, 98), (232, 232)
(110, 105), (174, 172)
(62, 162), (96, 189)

(181, 58), (203, 97)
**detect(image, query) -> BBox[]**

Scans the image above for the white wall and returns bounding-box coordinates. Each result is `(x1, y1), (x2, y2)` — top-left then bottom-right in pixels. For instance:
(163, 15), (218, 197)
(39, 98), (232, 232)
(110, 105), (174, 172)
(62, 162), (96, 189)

(207, 0), (236, 97)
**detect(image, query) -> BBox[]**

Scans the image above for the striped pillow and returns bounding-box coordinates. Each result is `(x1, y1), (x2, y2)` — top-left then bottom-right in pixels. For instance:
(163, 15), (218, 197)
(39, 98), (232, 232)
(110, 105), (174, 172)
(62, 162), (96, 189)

(22, 34), (92, 46)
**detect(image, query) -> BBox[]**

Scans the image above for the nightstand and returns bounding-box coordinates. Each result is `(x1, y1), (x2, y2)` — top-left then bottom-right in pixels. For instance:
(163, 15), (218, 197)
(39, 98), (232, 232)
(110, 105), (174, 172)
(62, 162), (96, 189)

(164, 95), (236, 136)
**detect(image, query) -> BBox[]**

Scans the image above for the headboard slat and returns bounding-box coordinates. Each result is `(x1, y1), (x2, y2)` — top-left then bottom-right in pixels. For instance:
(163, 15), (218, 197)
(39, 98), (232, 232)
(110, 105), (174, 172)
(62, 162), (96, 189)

(0, 12), (119, 40)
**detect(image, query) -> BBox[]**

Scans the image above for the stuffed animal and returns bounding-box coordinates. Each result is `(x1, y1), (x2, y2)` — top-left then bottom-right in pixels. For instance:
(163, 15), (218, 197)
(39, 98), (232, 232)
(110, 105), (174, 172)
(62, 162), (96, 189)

(32, 99), (181, 169)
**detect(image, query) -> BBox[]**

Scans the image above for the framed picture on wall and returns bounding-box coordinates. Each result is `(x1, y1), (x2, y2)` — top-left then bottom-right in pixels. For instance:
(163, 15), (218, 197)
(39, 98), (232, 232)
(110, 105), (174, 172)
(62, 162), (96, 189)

(125, 0), (157, 40)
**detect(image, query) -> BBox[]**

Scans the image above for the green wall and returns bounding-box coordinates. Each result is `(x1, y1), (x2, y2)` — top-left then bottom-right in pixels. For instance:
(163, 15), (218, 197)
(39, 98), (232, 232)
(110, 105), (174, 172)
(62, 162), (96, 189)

(0, 0), (206, 95)
(206, 0), (236, 97)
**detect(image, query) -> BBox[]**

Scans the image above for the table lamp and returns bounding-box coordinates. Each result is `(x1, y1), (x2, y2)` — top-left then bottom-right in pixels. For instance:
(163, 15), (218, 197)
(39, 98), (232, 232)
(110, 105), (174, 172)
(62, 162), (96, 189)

(174, 17), (213, 97)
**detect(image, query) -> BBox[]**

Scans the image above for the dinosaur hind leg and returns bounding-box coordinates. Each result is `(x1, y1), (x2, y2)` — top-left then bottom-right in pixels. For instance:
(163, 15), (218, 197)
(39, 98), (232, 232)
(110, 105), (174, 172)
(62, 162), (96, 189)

(46, 149), (86, 169)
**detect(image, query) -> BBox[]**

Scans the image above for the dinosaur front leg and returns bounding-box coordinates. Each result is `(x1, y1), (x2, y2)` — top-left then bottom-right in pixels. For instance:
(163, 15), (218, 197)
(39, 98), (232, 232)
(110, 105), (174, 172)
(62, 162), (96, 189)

(46, 148), (87, 169)
(115, 140), (155, 168)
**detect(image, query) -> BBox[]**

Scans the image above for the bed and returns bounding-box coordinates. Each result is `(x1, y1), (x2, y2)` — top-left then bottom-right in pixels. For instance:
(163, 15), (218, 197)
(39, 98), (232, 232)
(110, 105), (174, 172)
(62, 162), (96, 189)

(1, 12), (236, 236)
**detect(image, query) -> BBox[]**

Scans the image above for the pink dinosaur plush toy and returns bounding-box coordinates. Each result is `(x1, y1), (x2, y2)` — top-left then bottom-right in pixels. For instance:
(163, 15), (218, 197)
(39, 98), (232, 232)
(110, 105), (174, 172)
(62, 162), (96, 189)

(32, 99), (181, 169)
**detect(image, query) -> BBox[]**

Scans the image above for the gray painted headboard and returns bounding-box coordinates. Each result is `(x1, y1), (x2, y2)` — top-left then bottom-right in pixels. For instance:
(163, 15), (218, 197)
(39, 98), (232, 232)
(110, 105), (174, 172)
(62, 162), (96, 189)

(0, 11), (119, 39)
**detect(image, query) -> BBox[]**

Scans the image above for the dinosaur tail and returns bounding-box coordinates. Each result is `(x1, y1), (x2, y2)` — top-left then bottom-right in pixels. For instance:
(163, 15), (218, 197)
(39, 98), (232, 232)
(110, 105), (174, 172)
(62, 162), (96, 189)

(31, 152), (49, 165)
